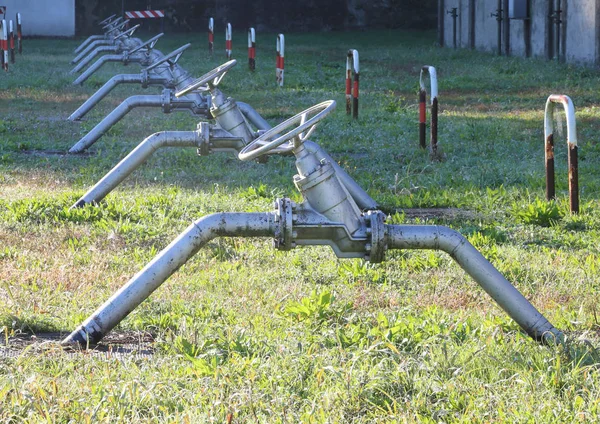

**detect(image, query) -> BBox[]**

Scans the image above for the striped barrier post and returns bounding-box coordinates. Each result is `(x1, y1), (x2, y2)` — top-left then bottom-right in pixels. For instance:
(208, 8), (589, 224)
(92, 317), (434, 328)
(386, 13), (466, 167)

(1, 20), (7, 71)
(346, 49), (359, 119)
(225, 23), (232, 59)
(9, 19), (14, 63)
(276, 34), (284, 87)
(16, 13), (21, 54)
(208, 17), (214, 55)
(419, 66), (439, 152)
(125, 10), (164, 32)
(248, 27), (255, 70)
(544, 94), (579, 213)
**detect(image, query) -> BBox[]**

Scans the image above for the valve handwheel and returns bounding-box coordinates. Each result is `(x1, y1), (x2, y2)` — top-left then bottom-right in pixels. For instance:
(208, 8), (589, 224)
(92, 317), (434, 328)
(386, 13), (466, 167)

(238, 100), (336, 161)
(175, 60), (237, 97)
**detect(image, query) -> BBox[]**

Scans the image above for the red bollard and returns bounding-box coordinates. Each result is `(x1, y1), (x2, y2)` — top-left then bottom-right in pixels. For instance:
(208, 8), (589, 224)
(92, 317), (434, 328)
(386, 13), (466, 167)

(248, 27), (255, 70)
(225, 23), (232, 59)
(276, 34), (284, 87)
(9, 19), (14, 63)
(208, 17), (213, 55)
(346, 49), (359, 119)
(1, 19), (8, 71)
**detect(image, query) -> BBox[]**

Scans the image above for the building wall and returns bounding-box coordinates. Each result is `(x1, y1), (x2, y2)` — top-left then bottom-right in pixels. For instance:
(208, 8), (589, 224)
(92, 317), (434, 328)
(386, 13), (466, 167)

(439, 0), (600, 65)
(1, 0), (75, 37)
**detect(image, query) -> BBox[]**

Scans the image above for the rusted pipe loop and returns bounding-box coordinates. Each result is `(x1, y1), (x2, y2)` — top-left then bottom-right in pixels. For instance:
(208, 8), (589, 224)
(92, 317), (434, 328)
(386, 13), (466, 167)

(419, 65), (438, 104)
(544, 94), (577, 146)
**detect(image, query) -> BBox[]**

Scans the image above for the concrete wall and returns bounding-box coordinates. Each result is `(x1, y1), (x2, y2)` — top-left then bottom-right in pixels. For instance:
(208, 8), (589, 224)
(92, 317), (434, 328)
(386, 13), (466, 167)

(0, 0), (75, 37)
(439, 0), (600, 65)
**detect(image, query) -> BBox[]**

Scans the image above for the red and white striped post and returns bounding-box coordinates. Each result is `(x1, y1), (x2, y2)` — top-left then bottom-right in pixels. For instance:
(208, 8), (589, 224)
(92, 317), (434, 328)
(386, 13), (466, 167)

(276, 34), (284, 87)
(16, 13), (21, 54)
(225, 23), (232, 59)
(208, 17), (214, 55)
(248, 27), (256, 70)
(346, 49), (359, 119)
(1, 20), (7, 72)
(418, 66), (439, 152)
(8, 19), (14, 63)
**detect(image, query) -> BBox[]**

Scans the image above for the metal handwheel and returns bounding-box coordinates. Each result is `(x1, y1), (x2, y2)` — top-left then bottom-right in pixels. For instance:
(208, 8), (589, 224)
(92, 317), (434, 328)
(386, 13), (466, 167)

(114, 24), (140, 40)
(238, 100), (336, 161)
(175, 60), (237, 97)
(143, 44), (191, 72)
(127, 33), (163, 55)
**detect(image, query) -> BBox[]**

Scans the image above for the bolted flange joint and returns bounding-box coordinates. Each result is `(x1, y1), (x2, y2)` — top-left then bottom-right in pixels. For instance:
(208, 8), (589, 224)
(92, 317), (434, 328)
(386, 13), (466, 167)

(161, 89), (174, 113)
(364, 210), (387, 263)
(195, 122), (211, 156)
(273, 198), (296, 250)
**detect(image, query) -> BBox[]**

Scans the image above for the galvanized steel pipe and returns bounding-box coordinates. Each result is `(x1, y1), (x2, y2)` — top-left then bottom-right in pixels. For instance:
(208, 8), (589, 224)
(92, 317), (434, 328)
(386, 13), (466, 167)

(73, 53), (148, 85)
(72, 131), (202, 207)
(70, 46), (119, 74)
(72, 39), (114, 64)
(386, 225), (563, 344)
(62, 212), (276, 346)
(69, 95), (165, 153)
(69, 74), (145, 121)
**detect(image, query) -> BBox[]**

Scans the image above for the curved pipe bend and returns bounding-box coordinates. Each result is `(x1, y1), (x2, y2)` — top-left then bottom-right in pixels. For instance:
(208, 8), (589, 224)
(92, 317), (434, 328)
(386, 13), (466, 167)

(72, 39), (114, 64)
(72, 131), (200, 208)
(69, 95), (165, 153)
(69, 74), (145, 121)
(70, 46), (119, 74)
(74, 35), (106, 54)
(62, 212), (276, 346)
(387, 224), (563, 344)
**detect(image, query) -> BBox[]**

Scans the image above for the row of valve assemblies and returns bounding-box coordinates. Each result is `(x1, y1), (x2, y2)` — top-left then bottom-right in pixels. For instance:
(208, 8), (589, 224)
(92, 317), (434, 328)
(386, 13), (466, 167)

(61, 14), (564, 348)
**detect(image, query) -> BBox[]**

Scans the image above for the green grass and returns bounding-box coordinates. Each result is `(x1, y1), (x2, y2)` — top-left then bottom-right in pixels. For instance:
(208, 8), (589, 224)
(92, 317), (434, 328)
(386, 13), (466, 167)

(1, 29), (600, 422)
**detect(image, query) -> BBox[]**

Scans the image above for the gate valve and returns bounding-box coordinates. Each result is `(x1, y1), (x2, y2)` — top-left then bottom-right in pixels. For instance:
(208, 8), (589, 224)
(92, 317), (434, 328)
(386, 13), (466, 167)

(113, 24), (140, 41)
(105, 19), (130, 37)
(123, 32), (163, 65)
(194, 121), (246, 157)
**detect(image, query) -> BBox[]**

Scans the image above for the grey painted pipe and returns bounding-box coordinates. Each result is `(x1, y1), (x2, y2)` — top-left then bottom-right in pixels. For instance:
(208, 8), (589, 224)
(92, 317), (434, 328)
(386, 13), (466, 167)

(74, 35), (105, 54)
(387, 225), (563, 344)
(72, 39), (113, 64)
(71, 131), (201, 207)
(69, 95), (165, 153)
(236, 102), (377, 210)
(69, 74), (146, 121)
(70, 46), (119, 74)
(73, 54), (146, 85)
(62, 213), (276, 345)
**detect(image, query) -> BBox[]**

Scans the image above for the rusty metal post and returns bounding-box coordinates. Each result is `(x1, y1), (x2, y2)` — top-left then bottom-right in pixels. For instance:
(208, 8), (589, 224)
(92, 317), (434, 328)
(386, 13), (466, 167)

(544, 94), (579, 213)
(248, 27), (255, 71)
(447, 8), (458, 49)
(225, 23), (232, 59)
(16, 13), (21, 54)
(208, 17), (214, 55)
(276, 34), (284, 87)
(346, 49), (359, 119)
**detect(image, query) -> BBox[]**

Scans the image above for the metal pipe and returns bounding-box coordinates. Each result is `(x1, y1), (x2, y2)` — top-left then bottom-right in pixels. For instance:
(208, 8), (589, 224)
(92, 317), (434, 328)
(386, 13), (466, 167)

(70, 46), (119, 74)
(304, 141), (378, 211)
(235, 102), (378, 210)
(73, 39), (116, 64)
(74, 35), (105, 54)
(386, 225), (563, 344)
(62, 212), (276, 346)
(69, 95), (165, 153)
(544, 94), (578, 213)
(69, 74), (145, 121)
(447, 8), (458, 49)
(73, 54), (146, 85)
(72, 131), (200, 207)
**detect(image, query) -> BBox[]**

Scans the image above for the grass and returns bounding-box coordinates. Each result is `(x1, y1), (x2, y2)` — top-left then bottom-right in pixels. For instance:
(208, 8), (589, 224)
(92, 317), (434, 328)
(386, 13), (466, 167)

(0, 28), (600, 421)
